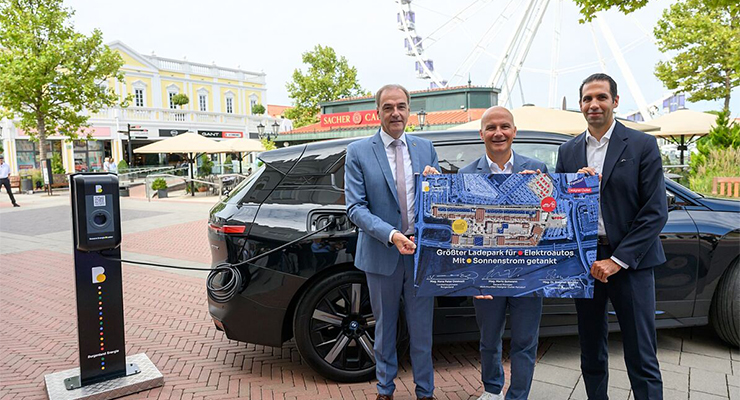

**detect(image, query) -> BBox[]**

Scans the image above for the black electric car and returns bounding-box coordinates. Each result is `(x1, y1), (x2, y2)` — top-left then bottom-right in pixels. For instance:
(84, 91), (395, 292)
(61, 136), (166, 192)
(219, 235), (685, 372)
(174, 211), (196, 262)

(207, 130), (740, 382)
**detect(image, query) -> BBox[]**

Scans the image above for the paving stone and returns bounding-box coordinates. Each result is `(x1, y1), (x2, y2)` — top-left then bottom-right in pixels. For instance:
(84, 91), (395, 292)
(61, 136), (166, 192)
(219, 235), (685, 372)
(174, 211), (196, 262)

(683, 339), (732, 360)
(662, 369), (689, 392)
(661, 361), (690, 375)
(537, 346), (581, 371)
(527, 380), (573, 400)
(732, 361), (740, 377)
(731, 347), (740, 362)
(657, 331), (685, 351)
(658, 348), (682, 366)
(730, 384), (739, 400)
(729, 373), (740, 387)
(690, 368), (730, 397)
(608, 368), (632, 390)
(532, 363), (581, 388)
(663, 388), (689, 400)
(681, 352), (733, 374)
(689, 390), (729, 399)
(570, 376), (630, 400)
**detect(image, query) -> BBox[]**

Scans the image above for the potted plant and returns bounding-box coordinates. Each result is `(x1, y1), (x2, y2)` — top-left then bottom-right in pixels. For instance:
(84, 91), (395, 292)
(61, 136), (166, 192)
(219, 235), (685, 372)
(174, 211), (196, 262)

(151, 177), (168, 198)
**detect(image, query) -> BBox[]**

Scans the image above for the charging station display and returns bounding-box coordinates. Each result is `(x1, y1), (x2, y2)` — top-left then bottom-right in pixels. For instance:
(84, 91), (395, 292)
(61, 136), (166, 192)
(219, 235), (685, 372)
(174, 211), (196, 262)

(69, 174), (127, 387)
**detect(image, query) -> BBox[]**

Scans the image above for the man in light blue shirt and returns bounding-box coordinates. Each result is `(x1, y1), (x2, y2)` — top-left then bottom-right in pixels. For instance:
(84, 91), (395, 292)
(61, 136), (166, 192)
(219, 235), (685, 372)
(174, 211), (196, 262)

(0, 155), (20, 207)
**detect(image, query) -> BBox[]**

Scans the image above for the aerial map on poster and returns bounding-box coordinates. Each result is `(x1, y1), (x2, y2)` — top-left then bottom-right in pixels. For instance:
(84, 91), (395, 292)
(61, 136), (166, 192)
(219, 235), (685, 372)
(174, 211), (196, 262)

(413, 173), (600, 298)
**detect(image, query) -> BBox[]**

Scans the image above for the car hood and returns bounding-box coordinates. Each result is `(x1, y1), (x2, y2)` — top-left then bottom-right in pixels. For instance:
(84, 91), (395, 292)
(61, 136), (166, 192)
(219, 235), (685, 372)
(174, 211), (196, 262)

(698, 196), (740, 212)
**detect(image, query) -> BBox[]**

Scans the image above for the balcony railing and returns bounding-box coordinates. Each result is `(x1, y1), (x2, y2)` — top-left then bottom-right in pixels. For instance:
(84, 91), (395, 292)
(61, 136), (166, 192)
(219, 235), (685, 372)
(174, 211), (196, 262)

(87, 107), (274, 133)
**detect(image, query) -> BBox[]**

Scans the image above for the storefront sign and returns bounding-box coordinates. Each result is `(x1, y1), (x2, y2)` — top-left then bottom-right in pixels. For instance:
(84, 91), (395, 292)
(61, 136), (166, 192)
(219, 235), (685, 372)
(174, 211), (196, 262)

(158, 129), (188, 137)
(320, 110), (379, 128)
(197, 130), (244, 139)
(223, 131), (244, 138)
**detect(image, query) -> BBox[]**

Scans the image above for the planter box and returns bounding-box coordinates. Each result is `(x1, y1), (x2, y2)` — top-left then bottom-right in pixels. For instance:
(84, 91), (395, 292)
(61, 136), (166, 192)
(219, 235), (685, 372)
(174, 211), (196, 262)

(157, 189), (168, 198)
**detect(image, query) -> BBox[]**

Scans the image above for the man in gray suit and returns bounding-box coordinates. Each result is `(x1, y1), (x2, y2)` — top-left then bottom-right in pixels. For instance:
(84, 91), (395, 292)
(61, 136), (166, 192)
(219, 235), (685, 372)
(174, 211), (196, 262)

(345, 84), (440, 400)
(459, 106), (547, 400)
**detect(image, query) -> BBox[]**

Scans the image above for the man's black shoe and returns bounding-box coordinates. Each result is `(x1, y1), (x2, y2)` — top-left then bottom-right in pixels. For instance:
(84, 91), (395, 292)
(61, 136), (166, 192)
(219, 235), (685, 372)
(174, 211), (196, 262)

(13, 203), (20, 207)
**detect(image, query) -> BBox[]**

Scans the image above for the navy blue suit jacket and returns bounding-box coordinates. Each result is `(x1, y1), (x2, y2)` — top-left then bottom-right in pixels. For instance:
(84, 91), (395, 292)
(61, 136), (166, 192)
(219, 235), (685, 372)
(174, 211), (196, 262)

(458, 151), (548, 175)
(556, 121), (668, 269)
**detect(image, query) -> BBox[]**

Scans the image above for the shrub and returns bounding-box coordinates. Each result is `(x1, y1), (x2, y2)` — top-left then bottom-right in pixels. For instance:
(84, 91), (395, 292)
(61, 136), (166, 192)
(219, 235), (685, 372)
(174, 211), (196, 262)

(252, 103), (266, 115)
(117, 159), (128, 173)
(51, 153), (65, 174)
(198, 154), (213, 177)
(688, 147), (740, 196)
(151, 178), (168, 191)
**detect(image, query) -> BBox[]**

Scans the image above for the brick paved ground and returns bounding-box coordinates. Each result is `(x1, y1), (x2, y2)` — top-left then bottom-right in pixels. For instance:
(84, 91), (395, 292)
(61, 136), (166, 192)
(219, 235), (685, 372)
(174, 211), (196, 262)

(0, 250), (522, 400)
(123, 219), (211, 264)
(1, 194), (737, 400)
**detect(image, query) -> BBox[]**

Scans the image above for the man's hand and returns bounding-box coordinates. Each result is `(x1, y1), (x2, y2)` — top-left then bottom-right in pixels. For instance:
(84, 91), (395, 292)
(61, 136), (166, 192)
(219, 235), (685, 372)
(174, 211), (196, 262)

(392, 232), (417, 255)
(577, 166), (602, 182)
(423, 165), (440, 176)
(519, 169), (542, 175)
(474, 295), (493, 299)
(590, 259), (621, 283)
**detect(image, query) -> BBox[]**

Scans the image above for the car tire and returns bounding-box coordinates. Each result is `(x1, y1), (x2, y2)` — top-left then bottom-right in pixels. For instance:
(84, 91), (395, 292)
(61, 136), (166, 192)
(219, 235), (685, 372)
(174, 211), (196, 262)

(293, 270), (408, 383)
(710, 258), (739, 347)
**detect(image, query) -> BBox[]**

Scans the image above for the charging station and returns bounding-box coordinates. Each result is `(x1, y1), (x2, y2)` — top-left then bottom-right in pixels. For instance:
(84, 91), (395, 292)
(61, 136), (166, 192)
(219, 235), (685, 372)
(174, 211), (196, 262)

(45, 173), (163, 400)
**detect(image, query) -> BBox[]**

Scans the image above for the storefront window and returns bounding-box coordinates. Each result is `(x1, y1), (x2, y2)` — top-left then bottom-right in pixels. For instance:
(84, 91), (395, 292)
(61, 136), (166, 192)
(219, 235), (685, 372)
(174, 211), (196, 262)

(73, 140), (105, 172)
(16, 140), (62, 170)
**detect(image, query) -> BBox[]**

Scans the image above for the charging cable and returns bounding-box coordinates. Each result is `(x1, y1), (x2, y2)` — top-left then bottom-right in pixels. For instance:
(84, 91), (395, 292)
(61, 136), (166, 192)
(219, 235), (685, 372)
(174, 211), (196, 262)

(99, 215), (339, 303)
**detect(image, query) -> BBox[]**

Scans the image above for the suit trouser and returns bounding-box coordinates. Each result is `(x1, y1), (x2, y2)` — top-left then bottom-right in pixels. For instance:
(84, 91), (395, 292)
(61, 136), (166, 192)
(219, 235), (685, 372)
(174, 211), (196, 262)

(365, 255), (434, 398)
(575, 245), (662, 400)
(474, 296), (542, 400)
(0, 178), (17, 205)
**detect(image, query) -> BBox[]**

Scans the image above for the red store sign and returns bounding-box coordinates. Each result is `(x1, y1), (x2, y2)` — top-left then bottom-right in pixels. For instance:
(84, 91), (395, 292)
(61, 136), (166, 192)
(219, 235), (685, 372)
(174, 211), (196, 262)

(320, 110), (379, 128)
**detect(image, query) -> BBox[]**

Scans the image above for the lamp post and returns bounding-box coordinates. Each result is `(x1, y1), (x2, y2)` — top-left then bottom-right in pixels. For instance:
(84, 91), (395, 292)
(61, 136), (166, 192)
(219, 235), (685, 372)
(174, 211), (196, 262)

(258, 121), (279, 141)
(417, 109), (427, 131)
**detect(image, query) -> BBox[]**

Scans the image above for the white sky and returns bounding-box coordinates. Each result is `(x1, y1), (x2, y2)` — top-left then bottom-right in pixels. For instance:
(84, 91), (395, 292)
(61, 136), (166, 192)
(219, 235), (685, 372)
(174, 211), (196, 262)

(65, 0), (738, 117)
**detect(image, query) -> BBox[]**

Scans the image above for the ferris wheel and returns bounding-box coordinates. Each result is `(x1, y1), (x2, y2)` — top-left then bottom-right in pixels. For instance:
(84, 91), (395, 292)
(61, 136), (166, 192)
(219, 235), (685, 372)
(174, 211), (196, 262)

(395, 0), (663, 121)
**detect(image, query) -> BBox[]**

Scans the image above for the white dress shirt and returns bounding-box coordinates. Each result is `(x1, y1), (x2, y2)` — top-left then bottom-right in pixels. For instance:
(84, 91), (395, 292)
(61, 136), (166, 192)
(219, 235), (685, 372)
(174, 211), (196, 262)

(380, 130), (416, 241)
(0, 162), (10, 179)
(585, 119), (628, 269)
(486, 151), (514, 174)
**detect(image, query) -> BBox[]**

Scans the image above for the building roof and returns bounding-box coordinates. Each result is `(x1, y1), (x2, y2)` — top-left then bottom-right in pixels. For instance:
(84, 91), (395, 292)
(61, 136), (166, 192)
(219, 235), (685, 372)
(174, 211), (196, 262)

(322, 85), (499, 106)
(285, 108), (488, 134)
(268, 104), (292, 118)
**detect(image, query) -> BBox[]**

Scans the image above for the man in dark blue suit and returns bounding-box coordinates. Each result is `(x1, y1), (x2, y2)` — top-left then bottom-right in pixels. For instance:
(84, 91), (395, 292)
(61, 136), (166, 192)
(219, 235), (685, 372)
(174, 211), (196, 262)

(345, 84), (440, 400)
(556, 73), (668, 400)
(459, 106), (547, 400)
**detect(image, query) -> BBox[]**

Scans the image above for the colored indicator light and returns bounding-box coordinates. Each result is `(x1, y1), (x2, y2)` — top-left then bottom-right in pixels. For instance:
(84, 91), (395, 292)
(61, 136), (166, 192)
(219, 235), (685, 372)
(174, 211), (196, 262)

(101, 357), (105, 361)
(98, 302), (102, 305)
(100, 332), (103, 336)
(101, 367), (105, 370)
(98, 296), (102, 300)
(100, 348), (104, 351)
(98, 292), (101, 295)
(101, 362), (105, 365)
(99, 312), (103, 315)
(98, 286), (101, 289)
(100, 322), (103, 325)
(100, 338), (103, 341)
(99, 317), (103, 320)
(99, 307), (102, 310)
(100, 327), (103, 331)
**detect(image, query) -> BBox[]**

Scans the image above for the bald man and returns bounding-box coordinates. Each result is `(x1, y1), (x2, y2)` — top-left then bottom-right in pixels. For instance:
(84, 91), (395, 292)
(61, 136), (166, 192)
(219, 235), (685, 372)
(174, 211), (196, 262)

(459, 106), (547, 400)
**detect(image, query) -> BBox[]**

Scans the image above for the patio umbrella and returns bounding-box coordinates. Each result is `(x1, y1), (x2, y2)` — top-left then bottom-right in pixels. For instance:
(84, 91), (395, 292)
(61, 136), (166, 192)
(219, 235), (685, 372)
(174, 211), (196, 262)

(217, 138), (266, 174)
(645, 109), (717, 164)
(134, 132), (225, 196)
(448, 105), (660, 134)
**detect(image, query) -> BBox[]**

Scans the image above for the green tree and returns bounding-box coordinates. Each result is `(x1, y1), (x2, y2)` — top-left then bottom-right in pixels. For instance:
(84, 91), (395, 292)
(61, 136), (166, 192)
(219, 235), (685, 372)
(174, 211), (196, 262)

(171, 93), (189, 108)
(285, 45), (367, 128)
(654, 0), (739, 111)
(251, 103), (265, 115)
(689, 110), (740, 174)
(573, 0), (738, 22)
(0, 0), (127, 162)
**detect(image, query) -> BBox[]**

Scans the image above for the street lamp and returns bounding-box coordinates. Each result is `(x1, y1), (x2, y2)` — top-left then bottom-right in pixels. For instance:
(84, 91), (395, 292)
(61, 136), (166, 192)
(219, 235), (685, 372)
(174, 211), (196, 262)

(417, 109), (427, 130)
(258, 121), (279, 141)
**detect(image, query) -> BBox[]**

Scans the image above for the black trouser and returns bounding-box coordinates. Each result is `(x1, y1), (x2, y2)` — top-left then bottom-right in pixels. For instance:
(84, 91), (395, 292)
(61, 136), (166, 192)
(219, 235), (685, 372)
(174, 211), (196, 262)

(575, 244), (662, 400)
(0, 177), (18, 205)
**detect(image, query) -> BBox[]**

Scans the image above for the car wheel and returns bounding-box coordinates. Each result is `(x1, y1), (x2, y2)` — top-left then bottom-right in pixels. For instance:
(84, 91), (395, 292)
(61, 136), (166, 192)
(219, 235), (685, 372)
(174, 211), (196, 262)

(293, 270), (408, 383)
(710, 258), (739, 347)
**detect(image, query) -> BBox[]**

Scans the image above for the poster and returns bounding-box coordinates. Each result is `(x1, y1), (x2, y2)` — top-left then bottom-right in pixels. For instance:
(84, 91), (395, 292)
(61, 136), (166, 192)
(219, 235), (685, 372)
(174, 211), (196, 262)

(414, 173), (599, 298)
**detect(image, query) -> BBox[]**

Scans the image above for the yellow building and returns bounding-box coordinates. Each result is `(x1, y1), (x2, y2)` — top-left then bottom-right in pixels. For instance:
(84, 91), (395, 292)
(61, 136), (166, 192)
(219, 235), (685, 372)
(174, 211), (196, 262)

(1, 40), (281, 174)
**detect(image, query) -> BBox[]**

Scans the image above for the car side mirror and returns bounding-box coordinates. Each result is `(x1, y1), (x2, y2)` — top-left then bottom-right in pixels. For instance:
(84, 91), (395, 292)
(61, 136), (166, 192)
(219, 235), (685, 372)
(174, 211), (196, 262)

(666, 192), (677, 209)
